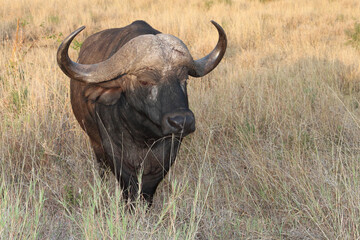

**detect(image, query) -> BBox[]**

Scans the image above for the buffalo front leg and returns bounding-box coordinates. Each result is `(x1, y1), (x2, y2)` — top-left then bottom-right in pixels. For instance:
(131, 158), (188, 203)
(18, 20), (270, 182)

(118, 173), (161, 206)
(140, 182), (160, 207)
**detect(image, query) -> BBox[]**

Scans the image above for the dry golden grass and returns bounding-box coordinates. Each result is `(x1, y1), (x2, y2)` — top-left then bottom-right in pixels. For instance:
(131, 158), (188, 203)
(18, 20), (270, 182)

(1, 0), (360, 239)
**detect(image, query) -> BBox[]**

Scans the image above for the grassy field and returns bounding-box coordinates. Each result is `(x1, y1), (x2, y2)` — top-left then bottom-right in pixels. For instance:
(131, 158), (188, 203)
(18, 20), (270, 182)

(1, 0), (360, 239)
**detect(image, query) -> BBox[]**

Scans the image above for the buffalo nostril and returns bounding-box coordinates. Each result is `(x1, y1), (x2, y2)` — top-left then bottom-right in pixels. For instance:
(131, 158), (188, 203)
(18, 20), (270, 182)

(162, 111), (196, 136)
(167, 116), (185, 130)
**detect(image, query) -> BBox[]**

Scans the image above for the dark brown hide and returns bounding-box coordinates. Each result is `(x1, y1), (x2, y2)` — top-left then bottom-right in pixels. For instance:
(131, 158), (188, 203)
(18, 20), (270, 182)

(58, 20), (227, 205)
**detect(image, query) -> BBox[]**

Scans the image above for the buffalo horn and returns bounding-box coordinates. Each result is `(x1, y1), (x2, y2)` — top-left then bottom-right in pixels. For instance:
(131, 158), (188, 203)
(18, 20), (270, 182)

(188, 20), (227, 77)
(57, 26), (132, 83)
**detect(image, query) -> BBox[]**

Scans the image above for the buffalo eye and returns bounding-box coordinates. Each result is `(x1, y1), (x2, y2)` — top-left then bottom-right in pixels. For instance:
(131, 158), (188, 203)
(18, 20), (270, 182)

(139, 80), (156, 87)
(139, 80), (150, 86)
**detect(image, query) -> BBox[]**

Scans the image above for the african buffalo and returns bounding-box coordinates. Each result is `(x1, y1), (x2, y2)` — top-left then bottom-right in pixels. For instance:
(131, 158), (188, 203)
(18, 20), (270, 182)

(57, 20), (227, 205)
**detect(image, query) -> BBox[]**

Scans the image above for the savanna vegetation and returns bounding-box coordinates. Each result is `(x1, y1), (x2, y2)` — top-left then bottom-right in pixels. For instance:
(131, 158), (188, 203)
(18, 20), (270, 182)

(1, 0), (360, 239)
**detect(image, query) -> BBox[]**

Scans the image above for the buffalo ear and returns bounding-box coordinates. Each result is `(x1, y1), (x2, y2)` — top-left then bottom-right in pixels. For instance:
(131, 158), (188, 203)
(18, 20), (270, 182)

(97, 88), (123, 105)
(85, 86), (123, 105)
(84, 74), (132, 105)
